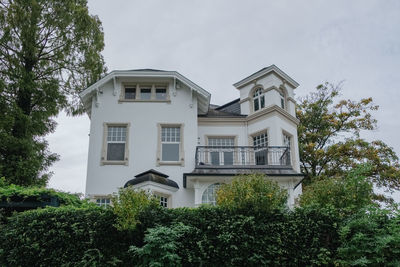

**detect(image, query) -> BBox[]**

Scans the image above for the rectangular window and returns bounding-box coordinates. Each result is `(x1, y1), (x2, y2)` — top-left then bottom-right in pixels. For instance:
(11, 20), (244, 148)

(208, 137), (234, 165)
(280, 92), (285, 109)
(155, 195), (168, 208)
(156, 87), (167, 100)
(161, 127), (180, 161)
(106, 126), (127, 161)
(125, 87), (136, 99)
(96, 198), (111, 207)
(253, 132), (268, 165)
(140, 88), (151, 100)
(283, 133), (291, 148)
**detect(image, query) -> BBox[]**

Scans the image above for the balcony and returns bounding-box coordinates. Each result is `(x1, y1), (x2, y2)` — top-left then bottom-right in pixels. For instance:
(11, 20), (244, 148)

(195, 146), (291, 168)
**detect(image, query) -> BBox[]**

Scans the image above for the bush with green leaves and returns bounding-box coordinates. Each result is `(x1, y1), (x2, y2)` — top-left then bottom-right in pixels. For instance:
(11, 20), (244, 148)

(0, 206), (131, 266)
(216, 173), (288, 212)
(111, 186), (159, 231)
(336, 206), (400, 266)
(300, 165), (374, 217)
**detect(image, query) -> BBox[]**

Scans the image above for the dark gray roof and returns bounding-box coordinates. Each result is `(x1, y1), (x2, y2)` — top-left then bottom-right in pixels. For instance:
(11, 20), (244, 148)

(187, 166), (303, 176)
(124, 169), (179, 189)
(199, 108), (246, 118)
(215, 98), (241, 114)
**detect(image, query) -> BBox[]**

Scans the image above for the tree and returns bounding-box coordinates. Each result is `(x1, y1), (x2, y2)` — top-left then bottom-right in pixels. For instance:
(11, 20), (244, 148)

(299, 164), (375, 217)
(216, 173), (288, 212)
(0, 0), (106, 186)
(297, 83), (400, 192)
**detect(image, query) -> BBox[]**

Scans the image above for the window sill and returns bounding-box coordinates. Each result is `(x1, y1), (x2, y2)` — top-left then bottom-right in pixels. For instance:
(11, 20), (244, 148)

(158, 161), (184, 166)
(118, 99), (171, 103)
(101, 160), (128, 166)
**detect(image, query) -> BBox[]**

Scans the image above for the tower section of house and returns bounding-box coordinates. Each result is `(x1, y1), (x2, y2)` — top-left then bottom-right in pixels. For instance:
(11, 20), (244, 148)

(80, 66), (303, 208)
(185, 65), (303, 207)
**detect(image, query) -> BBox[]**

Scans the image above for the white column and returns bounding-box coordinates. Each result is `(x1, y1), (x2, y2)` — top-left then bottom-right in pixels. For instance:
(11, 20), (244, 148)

(193, 181), (202, 207)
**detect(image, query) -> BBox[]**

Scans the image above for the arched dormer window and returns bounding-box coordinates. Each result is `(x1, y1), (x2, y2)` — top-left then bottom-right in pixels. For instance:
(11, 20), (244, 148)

(253, 88), (264, 111)
(278, 88), (286, 110)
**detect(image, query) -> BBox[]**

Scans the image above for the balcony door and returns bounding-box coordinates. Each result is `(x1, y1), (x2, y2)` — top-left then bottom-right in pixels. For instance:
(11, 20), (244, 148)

(253, 132), (268, 165)
(208, 137), (234, 166)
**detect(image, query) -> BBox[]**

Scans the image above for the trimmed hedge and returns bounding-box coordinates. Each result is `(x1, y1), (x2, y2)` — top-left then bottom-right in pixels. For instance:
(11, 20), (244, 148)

(0, 206), (131, 266)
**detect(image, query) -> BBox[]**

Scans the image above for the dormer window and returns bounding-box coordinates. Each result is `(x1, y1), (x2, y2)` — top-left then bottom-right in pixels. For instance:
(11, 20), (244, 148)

(121, 83), (169, 102)
(253, 88), (265, 111)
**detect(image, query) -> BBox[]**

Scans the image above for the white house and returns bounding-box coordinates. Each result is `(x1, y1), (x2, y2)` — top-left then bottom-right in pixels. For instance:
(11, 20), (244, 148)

(79, 65), (304, 208)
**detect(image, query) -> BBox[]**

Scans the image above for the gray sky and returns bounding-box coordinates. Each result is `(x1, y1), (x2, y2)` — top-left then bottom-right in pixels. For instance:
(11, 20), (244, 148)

(47, 0), (400, 200)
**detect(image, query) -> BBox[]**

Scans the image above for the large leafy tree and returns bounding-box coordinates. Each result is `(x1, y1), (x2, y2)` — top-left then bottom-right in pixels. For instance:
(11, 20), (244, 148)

(297, 83), (400, 193)
(0, 0), (106, 186)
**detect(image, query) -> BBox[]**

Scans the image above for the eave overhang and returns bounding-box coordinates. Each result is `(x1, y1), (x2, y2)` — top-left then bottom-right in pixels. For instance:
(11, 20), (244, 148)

(79, 70), (211, 117)
(233, 65), (299, 89)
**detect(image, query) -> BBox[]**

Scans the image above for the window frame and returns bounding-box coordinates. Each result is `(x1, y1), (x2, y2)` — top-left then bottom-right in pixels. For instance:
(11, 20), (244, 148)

(157, 123), (184, 166)
(252, 87), (265, 112)
(249, 129), (269, 166)
(120, 83), (170, 102)
(206, 135), (238, 166)
(201, 183), (222, 205)
(101, 122), (130, 165)
(153, 192), (170, 208)
(95, 197), (111, 207)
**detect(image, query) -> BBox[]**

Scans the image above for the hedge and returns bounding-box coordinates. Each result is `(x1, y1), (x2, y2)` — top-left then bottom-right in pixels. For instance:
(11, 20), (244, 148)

(0, 206), (131, 266)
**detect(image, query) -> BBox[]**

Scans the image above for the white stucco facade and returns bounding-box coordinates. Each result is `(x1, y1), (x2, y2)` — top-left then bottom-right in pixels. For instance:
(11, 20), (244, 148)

(80, 66), (303, 208)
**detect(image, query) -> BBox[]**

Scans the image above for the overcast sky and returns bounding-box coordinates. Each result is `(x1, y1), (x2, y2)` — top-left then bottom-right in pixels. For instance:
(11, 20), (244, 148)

(47, 0), (400, 200)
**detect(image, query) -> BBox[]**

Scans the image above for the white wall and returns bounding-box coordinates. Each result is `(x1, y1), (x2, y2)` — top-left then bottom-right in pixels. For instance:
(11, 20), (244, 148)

(85, 78), (199, 207)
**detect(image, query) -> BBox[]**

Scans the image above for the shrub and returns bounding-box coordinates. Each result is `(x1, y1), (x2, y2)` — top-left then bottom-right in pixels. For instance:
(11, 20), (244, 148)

(0, 206), (130, 266)
(336, 206), (400, 266)
(111, 186), (159, 231)
(300, 165), (374, 217)
(216, 173), (288, 212)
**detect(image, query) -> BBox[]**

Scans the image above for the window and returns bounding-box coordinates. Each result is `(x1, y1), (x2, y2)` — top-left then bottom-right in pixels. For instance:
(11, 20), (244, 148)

(156, 87), (167, 100)
(96, 198), (111, 207)
(122, 83), (169, 101)
(253, 132), (268, 165)
(253, 88), (265, 111)
(283, 133), (291, 148)
(202, 183), (221, 205)
(155, 195), (169, 208)
(106, 126), (127, 161)
(140, 87), (151, 100)
(161, 126), (180, 162)
(279, 91), (285, 109)
(208, 137), (234, 165)
(125, 87), (136, 99)
(101, 123), (129, 165)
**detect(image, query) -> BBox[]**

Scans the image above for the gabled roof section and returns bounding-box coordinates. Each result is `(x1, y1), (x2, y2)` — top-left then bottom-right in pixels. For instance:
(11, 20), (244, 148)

(79, 69), (211, 116)
(233, 65), (299, 89)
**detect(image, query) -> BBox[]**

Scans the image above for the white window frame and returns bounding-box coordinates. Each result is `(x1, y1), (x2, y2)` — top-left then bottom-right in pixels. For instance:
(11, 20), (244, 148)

(157, 123), (184, 166)
(201, 183), (222, 205)
(252, 87), (265, 112)
(101, 123), (130, 165)
(120, 83), (170, 102)
(279, 90), (286, 110)
(207, 136), (236, 166)
(154, 193), (170, 208)
(95, 197), (111, 207)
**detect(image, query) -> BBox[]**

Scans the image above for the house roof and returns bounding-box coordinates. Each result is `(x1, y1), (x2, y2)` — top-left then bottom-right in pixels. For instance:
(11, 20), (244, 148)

(124, 169), (179, 189)
(79, 69), (211, 116)
(233, 65), (299, 89)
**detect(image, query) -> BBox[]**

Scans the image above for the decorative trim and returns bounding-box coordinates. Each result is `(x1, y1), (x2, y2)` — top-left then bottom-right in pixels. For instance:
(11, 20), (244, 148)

(287, 97), (296, 104)
(239, 97), (250, 104)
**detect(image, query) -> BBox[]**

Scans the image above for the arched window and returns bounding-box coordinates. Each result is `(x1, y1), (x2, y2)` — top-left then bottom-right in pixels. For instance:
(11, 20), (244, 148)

(253, 88), (265, 111)
(202, 183), (221, 205)
(279, 90), (285, 109)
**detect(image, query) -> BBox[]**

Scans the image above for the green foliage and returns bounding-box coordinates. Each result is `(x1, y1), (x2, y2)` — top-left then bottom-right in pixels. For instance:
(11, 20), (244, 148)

(0, 206), (130, 266)
(297, 83), (400, 191)
(111, 186), (159, 231)
(216, 173), (288, 212)
(336, 207), (400, 266)
(0, 183), (82, 206)
(300, 165), (375, 217)
(129, 223), (195, 267)
(0, 0), (106, 186)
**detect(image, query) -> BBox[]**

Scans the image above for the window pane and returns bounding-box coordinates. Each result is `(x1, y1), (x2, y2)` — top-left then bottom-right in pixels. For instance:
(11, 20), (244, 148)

(107, 143), (125, 161)
(141, 88), (151, 100)
(210, 151), (220, 165)
(224, 152), (233, 165)
(254, 98), (259, 111)
(281, 98), (285, 109)
(156, 88), (167, 100)
(261, 95), (265, 108)
(125, 87), (136, 99)
(162, 143), (179, 161)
